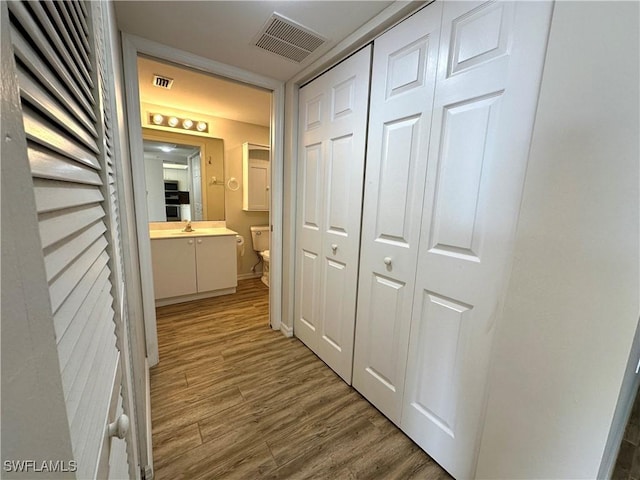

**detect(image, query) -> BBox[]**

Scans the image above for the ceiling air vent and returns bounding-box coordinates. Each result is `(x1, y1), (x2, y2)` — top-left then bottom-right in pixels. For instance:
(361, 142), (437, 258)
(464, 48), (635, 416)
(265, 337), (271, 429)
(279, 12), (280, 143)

(254, 13), (326, 63)
(152, 74), (174, 89)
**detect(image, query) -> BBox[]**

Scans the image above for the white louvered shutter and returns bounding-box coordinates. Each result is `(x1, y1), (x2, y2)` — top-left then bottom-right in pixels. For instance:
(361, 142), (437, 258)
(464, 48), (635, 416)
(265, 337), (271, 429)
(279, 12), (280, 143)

(7, 1), (133, 477)
(91, 1), (138, 478)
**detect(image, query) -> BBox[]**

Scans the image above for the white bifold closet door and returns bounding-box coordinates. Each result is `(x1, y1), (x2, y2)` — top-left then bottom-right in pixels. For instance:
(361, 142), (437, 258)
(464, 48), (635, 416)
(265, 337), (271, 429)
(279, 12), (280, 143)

(294, 46), (371, 383)
(352, 2), (443, 423)
(354, 1), (553, 478)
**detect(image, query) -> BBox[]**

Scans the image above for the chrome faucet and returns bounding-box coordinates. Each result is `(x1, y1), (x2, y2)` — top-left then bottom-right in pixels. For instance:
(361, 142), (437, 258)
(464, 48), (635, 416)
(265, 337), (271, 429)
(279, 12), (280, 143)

(182, 220), (194, 232)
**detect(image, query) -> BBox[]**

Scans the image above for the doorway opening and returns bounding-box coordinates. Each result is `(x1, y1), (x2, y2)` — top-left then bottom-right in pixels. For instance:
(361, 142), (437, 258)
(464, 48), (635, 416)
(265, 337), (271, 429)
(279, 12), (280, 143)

(121, 32), (285, 370)
(137, 55), (272, 286)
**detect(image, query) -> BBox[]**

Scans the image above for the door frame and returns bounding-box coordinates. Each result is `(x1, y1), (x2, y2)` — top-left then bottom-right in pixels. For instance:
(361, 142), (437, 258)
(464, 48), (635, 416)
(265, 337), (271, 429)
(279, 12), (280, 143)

(121, 33), (285, 366)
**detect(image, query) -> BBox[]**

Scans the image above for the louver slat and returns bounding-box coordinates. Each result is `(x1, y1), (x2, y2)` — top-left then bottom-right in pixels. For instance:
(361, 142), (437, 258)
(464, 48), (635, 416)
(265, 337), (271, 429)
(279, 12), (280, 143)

(28, 144), (102, 185)
(12, 27), (95, 133)
(62, 0), (91, 53)
(24, 107), (100, 169)
(17, 67), (98, 151)
(49, 236), (108, 313)
(7, 1), (95, 115)
(67, 304), (115, 431)
(64, 292), (114, 433)
(57, 264), (111, 370)
(34, 179), (104, 214)
(76, 347), (118, 475)
(44, 220), (107, 281)
(28, 2), (93, 92)
(38, 203), (105, 249)
(44, 1), (91, 69)
(61, 282), (113, 398)
(53, 253), (109, 341)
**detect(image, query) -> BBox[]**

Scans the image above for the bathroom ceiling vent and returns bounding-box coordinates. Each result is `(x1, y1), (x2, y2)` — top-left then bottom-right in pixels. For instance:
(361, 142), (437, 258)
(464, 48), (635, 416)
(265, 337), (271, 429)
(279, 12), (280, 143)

(254, 13), (326, 63)
(152, 74), (174, 89)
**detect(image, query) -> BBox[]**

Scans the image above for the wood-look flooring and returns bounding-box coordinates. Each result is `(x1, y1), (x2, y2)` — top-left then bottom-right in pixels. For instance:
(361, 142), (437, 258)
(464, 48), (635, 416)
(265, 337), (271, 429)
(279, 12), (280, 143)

(150, 278), (451, 479)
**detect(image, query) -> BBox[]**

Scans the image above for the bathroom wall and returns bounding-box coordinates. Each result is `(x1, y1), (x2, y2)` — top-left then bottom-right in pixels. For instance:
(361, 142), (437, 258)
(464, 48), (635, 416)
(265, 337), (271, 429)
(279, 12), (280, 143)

(141, 102), (270, 278)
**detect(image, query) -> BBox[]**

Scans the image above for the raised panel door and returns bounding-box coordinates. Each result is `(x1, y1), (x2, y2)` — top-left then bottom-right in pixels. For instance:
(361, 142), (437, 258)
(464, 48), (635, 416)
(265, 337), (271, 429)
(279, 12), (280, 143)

(294, 45), (371, 383)
(401, 2), (554, 478)
(352, 2), (442, 423)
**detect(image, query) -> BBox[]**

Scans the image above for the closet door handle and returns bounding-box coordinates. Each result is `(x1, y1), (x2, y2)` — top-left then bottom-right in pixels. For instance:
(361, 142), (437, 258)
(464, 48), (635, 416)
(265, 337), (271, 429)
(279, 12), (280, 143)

(331, 244), (338, 254)
(383, 257), (392, 266)
(108, 414), (130, 439)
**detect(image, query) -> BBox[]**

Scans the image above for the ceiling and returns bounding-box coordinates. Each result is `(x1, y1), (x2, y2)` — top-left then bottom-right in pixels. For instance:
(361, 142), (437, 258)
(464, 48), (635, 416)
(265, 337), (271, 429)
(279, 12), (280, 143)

(138, 56), (272, 126)
(114, 1), (395, 82)
(144, 139), (200, 164)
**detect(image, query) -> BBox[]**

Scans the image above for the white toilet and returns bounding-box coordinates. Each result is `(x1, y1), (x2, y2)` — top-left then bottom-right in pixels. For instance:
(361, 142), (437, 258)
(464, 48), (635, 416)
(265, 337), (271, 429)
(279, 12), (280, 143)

(250, 225), (270, 287)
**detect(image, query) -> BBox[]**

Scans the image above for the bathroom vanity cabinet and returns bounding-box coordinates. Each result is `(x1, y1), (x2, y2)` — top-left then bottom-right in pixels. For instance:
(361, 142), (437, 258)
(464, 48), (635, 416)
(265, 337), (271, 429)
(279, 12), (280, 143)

(150, 230), (237, 305)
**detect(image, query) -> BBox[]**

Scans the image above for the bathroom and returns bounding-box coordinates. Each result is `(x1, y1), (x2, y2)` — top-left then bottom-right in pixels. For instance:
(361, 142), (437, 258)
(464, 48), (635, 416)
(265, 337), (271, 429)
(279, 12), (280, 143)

(138, 56), (273, 305)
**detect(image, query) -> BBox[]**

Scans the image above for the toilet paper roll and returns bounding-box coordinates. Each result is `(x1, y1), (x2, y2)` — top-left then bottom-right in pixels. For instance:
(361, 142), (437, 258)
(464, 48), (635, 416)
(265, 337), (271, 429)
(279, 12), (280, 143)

(236, 235), (245, 256)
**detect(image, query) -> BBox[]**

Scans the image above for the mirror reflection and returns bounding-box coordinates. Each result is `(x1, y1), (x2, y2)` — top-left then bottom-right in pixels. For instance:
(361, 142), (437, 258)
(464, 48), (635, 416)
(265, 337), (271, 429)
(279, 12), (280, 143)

(142, 129), (225, 221)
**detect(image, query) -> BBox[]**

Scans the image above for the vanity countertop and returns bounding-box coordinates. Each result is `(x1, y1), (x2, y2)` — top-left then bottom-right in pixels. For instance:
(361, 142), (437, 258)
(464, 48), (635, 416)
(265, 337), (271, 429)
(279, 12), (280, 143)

(149, 227), (238, 240)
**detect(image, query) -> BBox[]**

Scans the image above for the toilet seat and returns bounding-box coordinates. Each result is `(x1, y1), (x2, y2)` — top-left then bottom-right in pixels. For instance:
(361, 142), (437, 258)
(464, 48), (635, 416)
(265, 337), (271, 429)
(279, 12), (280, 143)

(262, 250), (270, 261)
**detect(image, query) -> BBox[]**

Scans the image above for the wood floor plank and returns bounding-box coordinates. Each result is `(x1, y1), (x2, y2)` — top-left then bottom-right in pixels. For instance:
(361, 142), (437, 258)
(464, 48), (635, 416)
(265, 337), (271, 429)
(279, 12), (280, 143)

(150, 278), (451, 479)
(152, 422), (202, 471)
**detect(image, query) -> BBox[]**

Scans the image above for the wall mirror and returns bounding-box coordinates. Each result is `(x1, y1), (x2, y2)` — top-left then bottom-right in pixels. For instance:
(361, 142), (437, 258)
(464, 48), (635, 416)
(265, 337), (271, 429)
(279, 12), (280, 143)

(142, 128), (225, 221)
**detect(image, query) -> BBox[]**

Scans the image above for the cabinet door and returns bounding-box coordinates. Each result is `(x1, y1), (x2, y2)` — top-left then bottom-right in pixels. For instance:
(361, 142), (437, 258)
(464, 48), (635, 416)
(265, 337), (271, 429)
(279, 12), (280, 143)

(352, 3), (442, 423)
(195, 236), (237, 292)
(294, 45), (371, 383)
(400, 2), (553, 478)
(243, 143), (270, 211)
(247, 159), (270, 211)
(150, 238), (197, 299)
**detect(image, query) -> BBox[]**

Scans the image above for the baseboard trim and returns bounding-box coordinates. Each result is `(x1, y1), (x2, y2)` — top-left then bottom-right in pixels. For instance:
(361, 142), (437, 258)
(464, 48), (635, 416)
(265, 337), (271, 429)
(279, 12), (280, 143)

(155, 288), (236, 307)
(280, 323), (293, 337)
(237, 272), (262, 281)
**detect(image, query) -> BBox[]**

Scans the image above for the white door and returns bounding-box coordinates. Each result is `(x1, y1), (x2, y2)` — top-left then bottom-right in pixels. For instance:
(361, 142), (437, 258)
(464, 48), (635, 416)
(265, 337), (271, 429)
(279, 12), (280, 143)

(294, 46), (371, 383)
(6, 0), (137, 477)
(352, 4), (443, 423)
(400, 2), (553, 478)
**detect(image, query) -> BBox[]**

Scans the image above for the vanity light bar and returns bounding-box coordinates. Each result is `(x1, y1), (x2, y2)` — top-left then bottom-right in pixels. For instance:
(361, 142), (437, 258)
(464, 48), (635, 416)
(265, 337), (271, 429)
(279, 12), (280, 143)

(149, 113), (209, 133)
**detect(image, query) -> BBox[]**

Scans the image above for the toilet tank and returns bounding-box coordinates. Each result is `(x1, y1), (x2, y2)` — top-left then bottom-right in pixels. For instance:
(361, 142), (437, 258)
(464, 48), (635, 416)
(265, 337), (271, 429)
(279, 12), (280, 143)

(250, 225), (270, 252)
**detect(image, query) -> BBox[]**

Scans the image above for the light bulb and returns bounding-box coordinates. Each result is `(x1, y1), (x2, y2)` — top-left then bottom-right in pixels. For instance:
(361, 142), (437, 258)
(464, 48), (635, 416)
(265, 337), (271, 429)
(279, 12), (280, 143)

(196, 121), (207, 132)
(168, 117), (179, 127)
(182, 119), (193, 129)
(152, 113), (164, 125)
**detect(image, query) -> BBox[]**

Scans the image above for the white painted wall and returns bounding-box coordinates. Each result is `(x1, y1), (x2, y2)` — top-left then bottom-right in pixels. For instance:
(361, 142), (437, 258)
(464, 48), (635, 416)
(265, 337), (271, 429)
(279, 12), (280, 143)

(476, 2), (639, 478)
